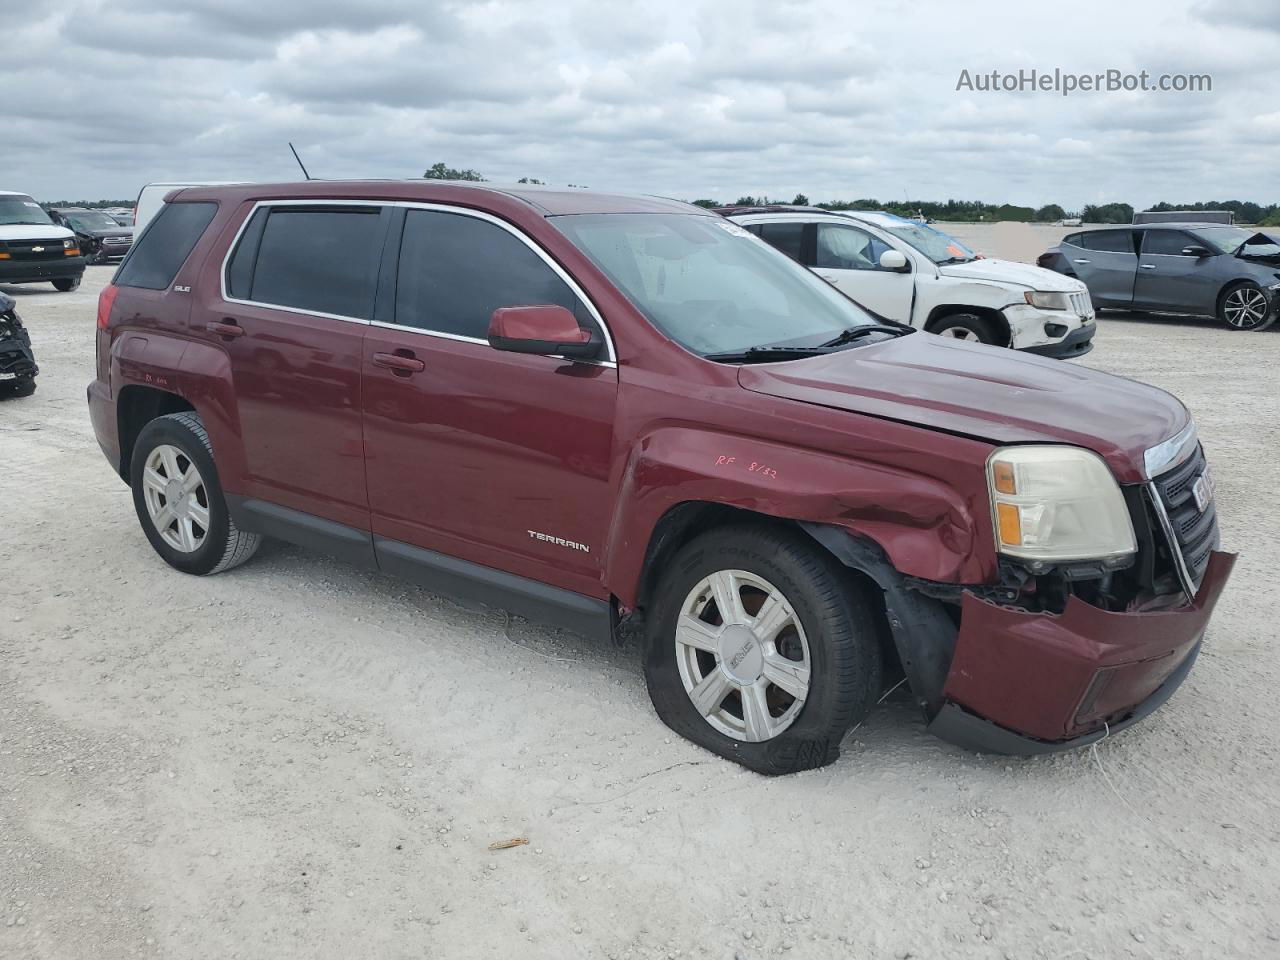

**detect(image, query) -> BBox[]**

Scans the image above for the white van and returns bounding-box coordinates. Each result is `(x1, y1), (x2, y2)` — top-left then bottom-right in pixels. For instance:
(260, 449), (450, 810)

(133, 182), (244, 232)
(724, 207), (1096, 359)
(0, 190), (86, 292)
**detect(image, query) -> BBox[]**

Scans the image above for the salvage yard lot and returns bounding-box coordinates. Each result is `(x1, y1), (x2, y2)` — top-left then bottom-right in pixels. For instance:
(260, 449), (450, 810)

(2, 262), (1278, 959)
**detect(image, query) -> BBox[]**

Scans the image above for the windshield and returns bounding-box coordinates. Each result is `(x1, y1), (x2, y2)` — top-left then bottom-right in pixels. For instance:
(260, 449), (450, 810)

(865, 217), (976, 264)
(67, 211), (122, 231)
(552, 213), (876, 356)
(1194, 226), (1280, 257)
(0, 195), (54, 227)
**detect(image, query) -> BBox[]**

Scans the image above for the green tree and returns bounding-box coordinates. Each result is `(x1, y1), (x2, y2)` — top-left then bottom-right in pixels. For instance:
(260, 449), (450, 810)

(690, 199), (721, 209)
(517, 177), (545, 184)
(791, 193), (810, 206)
(1035, 204), (1066, 222)
(423, 162), (486, 181)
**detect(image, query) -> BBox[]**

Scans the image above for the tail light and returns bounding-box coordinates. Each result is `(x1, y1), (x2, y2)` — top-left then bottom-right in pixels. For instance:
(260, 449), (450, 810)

(97, 283), (120, 330)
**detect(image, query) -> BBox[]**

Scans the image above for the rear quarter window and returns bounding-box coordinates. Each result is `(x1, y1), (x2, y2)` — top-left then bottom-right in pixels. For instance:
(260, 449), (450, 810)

(115, 201), (218, 290)
(1080, 231), (1135, 254)
(226, 206), (383, 320)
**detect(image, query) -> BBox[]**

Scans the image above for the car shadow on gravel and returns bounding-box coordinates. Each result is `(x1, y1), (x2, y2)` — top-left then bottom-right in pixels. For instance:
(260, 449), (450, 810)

(1101, 309), (1280, 332)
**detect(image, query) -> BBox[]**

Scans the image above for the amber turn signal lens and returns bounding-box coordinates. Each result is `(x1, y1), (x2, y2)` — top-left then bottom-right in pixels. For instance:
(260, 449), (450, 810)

(65, 248), (80, 256)
(0, 252), (10, 259)
(992, 460), (1016, 494)
(996, 502), (1022, 546)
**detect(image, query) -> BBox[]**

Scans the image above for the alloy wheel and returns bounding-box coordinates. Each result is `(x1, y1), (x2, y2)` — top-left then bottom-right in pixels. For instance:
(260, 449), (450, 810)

(939, 326), (980, 341)
(674, 569), (811, 742)
(141, 444), (210, 553)
(1223, 287), (1269, 329)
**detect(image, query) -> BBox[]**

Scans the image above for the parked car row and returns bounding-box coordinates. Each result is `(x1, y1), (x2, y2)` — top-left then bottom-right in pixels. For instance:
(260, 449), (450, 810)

(85, 180), (1233, 773)
(1038, 223), (1280, 331)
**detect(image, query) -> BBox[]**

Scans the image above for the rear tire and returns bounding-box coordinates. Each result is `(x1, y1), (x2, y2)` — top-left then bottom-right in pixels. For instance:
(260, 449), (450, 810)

(931, 312), (999, 345)
(1217, 281), (1274, 331)
(52, 278), (80, 292)
(644, 524), (882, 775)
(129, 412), (261, 575)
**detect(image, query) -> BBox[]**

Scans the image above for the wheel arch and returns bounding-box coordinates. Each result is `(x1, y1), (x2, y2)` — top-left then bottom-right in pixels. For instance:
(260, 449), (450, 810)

(924, 303), (1011, 346)
(115, 384), (195, 482)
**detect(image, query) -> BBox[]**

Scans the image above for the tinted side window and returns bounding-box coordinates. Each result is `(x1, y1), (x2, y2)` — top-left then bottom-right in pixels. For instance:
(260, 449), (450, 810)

(395, 210), (592, 339)
(1140, 230), (1195, 256)
(225, 208), (267, 299)
(116, 202), (217, 290)
(756, 222), (805, 262)
(1062, 233), (1082, 247)
(1081, 231), (1134, 253)
(245, 207), (382, 319)
(815, 224), (892, 270)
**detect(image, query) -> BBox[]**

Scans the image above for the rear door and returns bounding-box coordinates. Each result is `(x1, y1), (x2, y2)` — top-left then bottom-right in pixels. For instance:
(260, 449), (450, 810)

(209, 202), (387, 529)
(361, 205), (618, 598)
(1062, 230), (1137, 306)
(1133, 229), (1218, 313)
(810, 222), (914, 320)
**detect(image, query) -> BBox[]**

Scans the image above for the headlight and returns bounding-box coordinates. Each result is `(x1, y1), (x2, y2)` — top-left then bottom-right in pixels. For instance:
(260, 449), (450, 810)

(1023, 291), (1071, 310)
(988, 446), (1136, 565)
(63, 238), (76, 249)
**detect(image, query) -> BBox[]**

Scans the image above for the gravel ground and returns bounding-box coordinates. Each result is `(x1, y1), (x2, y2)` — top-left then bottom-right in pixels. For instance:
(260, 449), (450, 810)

(2, 263), (1278, 960)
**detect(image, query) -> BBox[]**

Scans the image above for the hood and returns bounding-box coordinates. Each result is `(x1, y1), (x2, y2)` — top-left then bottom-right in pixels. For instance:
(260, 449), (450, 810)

(81, 227), (133, 240)
(0, 223), (74, 243)
(737, 334), (1188, 484)
(939, 257), (1084, 291)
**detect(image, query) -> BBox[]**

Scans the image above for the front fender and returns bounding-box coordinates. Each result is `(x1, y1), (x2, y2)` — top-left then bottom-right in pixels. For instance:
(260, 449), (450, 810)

(604, 426), (987, 607)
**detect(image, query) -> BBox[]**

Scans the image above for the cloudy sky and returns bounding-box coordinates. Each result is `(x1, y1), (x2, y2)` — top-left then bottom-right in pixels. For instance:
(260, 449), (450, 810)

(8, 0), (1278, 209)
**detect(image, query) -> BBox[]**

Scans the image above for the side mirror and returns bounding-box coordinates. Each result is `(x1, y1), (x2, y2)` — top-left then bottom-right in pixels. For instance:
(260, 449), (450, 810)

(488, 305), (600, 360)
(879, 249), (909, 271)
(1182, 245), (1212, 258)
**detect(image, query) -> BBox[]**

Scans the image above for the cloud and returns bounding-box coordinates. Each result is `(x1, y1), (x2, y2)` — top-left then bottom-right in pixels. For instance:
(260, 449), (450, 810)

(5, 0), (1277, 209)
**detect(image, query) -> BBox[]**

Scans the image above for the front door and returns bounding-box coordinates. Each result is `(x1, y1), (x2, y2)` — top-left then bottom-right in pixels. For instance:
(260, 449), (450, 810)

(361, 206), (618, 598)
(208, 202), (387, 529)
(809, 222), (915, 320)
(1133, 229), (1218, 313)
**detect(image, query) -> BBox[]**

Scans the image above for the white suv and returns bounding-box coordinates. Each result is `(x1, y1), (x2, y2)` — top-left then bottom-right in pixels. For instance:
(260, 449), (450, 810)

(723, 207), (1095, 358)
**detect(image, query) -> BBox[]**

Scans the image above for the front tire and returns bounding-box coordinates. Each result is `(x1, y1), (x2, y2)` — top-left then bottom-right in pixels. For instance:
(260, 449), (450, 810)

(52, 277), (80, 292)
(931, 312), (999, 345)
(129, 412), (261, 575)
(1218, 282), (1275, 331)
(644, 525), (882, 775)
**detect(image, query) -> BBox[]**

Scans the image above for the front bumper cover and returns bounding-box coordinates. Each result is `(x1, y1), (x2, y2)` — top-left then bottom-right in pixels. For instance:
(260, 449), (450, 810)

(930, 550), (1235, 754)
(1022, 321), (1096, 359)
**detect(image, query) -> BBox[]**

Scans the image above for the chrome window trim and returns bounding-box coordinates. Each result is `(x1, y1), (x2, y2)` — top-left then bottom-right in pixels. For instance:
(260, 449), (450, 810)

(218, 198), (617, 364)
(1143, 420), (1198, 479)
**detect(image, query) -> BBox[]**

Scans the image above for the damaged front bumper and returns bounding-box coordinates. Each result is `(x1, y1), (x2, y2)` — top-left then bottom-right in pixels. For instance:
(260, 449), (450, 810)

(929, 551), (1235, 754)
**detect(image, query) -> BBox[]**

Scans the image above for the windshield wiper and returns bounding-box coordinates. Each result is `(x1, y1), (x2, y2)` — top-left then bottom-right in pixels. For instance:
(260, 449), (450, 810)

(820, 325), (913, 348)
(704, 346), (829, 363)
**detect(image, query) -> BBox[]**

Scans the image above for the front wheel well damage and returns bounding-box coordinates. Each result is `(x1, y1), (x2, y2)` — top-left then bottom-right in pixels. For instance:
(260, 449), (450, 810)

(115, 385), (195, 482)
(925, 304), (1011, 347)
(629, 505), (953, 715)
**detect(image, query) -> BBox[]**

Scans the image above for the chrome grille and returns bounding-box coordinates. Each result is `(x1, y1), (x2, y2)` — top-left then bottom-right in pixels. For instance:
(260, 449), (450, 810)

(1069, 291), (1093, 317)
(1149, 444), (1217, 591)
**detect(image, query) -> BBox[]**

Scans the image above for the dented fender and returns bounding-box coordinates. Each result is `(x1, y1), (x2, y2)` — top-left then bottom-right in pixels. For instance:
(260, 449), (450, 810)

(604, 425), (992, 608)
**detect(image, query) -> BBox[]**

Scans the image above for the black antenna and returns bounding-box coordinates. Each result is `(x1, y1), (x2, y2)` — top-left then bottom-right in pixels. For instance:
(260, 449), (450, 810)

(289, 142), (312, 180)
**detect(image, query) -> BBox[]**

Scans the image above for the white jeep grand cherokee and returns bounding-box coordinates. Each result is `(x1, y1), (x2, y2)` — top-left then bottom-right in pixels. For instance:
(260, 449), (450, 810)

(723, 207), (1095, 359)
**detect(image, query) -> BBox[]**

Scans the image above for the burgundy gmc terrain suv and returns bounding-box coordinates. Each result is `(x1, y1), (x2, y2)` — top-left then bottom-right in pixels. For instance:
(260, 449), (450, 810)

(88, 181), (1234, 774)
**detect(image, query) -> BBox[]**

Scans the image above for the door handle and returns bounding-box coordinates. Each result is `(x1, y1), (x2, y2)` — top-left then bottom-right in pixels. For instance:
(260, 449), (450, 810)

(1140, 264), (1156, 270)
(206, 319), (244, 339)
(372, 351), (425, 374)
(1072, 258), (1092, 264)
